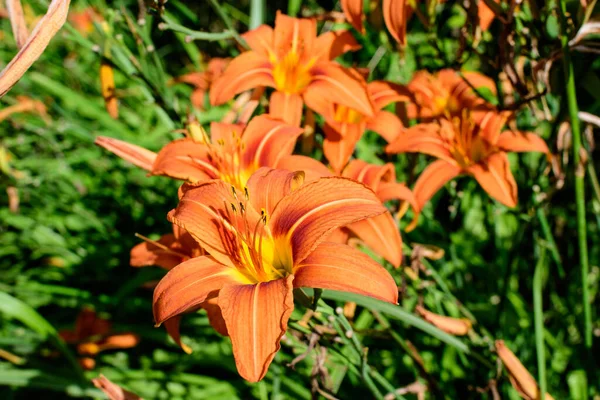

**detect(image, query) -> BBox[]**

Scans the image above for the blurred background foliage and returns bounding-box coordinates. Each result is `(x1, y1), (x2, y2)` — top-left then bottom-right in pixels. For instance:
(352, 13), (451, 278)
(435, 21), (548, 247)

(0, 0), (599, 398)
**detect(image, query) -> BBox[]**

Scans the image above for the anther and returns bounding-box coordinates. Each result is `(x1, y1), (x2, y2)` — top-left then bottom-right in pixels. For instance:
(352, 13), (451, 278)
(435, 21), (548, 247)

(231, 203), (237, 213)
(244, 187), (249, 200)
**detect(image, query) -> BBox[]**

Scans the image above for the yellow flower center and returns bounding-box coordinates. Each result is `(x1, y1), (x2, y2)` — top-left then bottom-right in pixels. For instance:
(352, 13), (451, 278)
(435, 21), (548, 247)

(443, 116), (494, 168)
(207, 131), (255, 189)
(272, 51), (314, 94)
(333, 104), (365, 124)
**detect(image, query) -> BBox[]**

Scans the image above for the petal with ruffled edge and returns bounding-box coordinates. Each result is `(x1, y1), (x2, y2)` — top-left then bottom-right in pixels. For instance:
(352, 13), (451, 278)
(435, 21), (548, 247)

(269, 91), (304, 127)
(246, 167), (305, 215)
(496, 131), (549, 154)
(95, 136), (157, 171)
(219, 276), (294, 382)
(294, 242), (398, 303)
(313, 29), (361, 62)
(269, 177), (386, 265)
(347, 212), (403, 267)
(467, 152), (518, 208)
(210, 52), (274, 106)
(368, 81), (411, 110)
(153, 256), (244, 326)
(342, 160), (395, 191)
(275, 155), (333, 182)
(241, 115), (304, 169)
(383, 0), (413, 45)
(308, 64), (374, 119)
(152, 138), (218, 182)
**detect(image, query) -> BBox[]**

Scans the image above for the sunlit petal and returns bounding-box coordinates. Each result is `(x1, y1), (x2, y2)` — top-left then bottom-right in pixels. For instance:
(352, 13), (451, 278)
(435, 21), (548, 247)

(269, 91), (304, 127)
(347, 212), (404, 267)
(95, 136), (157, 171)
(467, 152), (518, 207)
(496, 131), (549, 153)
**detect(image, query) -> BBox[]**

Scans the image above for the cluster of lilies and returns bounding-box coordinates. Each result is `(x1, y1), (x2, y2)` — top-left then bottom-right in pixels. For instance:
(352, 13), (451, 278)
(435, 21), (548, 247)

(93, 11), (550, 384)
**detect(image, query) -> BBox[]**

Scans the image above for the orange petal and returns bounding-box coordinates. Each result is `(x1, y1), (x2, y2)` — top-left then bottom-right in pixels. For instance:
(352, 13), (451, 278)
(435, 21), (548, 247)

(368, 80), (411, 110)
(0, 0), (70, 97)
(203, 296), (228, 336)
(246, 168), (305, 215)
(7, 0), (28, 49)
(241, 24), (274, 57)
(495, 340), (556, 400)
(294, 242), (398, 303)
(313, 29), (361, 62)
(95, 136), (157, 171)
(269, 91), (304, 127)
(415, 306), (472, 336)
(190, 89), (206, 109)
(383, 0), (413, 46)
(241, 115), (304, 169)
(152, 138), (217, 182)
(269, 177), (387, 264)
(478, 0), (498, 32)
(153, 256), (240, 326)
(273, 12), (316, 60)
(308, 64), (374, 118)
(100, 61), (118, 119)
(385, 124), (454, 162)
(75, 308), (111, 339)
(92, 375), (142, 400)
(366, 110), (404, 143)
(412, 159), (462, 215)
(467, 152), (518, 208)
(163, 315), (192, 354)
(323, 123), (364, 174)
(341, 0), (364, 33)
(210, 51), (274, 106)
(461, 71), (497, 95)
(218, 276), (295, 382)
(496, 131), (549, 154)
(275, 155), (332, 181)
(478, 111), (509, 143)
(347, 212), (403, 267)
(96, 333), (140, 352)
(376, 181), (418, 215)
(130, 234), (184, 270)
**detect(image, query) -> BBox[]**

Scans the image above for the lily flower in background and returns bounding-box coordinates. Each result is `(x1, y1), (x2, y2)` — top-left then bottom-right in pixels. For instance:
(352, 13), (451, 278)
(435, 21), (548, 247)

(495, 340), (556, 400)
(306, 80), (410, 172)
(174, 57), (230, 109)
(210, 12), (374, 126)
(68, 7), (101, 36)
(153, 168), (398, 382)
(405, 69), (496, 122)
(386, 111), (549, 222)
(92, 375), (142, 400)
(59, 308), (139, 370)
(96, 115), (324, 189)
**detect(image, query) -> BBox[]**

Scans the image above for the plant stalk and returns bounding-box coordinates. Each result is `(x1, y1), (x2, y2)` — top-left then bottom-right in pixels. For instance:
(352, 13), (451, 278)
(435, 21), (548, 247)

(534, 249), (547, 400)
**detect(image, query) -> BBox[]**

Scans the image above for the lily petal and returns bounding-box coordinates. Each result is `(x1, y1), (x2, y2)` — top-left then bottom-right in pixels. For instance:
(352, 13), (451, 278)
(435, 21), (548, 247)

(323, 123), (364, 173)
(294, 242), (398, 303)
(7, 0), (28, 49)
(313, 29), (361, 61)
(210, 51), (274, 106)
(203, 296), (228, 336)
(275, 155), (332, 181)
(163, 315), (192, 354)
(383, 0), (413, 45)
(246, 168), (305, 215)
(496, 131), (549, 153)
(478, 0), (498, 32)
(152, 138), (217, 182)
(273, 12), (316, 60)
(130, 233), (184, 270)
(342, 160), (395, 191)
(269, 177), (386, 264)
(269, 91), (304, 127)
(95, 136), (157, 171)
(368, 81), (411, 110)
(153, 256), (241, 326)
(385, 124), (454, 163)
(468, 152), (518, 207)
(219, 276), (295, 382)
(92, 375), (142, 400)
(412, 159), (462, 214)
(242, 25), (274, 57)
(347, 212), (403, 267)
(341, 0), (364, 33)
(308, 64), (374, 118)
(366, 110), (404, 143)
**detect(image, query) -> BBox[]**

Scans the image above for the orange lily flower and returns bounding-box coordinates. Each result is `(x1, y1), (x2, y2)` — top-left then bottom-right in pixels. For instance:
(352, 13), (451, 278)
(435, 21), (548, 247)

(386, 111), (549, 216)
(406, 69), (496, 122)
(68, 7), (101, 36)
(306, 80), (410, 172)
(174, 58), (229, 109)
(339, 160), (416, 267)
(153, 168), (398, 382)
(210, 12), (374, 126)
(478, 0), (500, 32)
(96, 115), (324, 189)
(59, 308), (139, 370)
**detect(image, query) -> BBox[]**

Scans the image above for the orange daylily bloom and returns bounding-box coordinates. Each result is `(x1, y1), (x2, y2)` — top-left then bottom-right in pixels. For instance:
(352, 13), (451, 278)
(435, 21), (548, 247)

(175, 58), (229, 109)
(210, 12), (374, 126)
(59, 308), (139, 370)
(306, 80), (410, 173)
(153, 168), (398, 382)
(386, 111), (549, 217)
(495, 340), (556, 400)
(406, 69), (496, 122)
(478, 0), (500, 31)
(96, 115), (324, 189)
(69, 7), (101, 36)
(415, 306), (472, 336)
(339, 160), (417, 267)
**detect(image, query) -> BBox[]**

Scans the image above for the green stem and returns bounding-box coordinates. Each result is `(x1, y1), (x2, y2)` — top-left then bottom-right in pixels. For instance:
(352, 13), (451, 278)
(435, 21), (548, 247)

(557, 0), (592, 349)
(536, 208), (565, 278)
(207, 0), (249, 49)
(249, 0), (266, 29)
(534, 249), (547, 400)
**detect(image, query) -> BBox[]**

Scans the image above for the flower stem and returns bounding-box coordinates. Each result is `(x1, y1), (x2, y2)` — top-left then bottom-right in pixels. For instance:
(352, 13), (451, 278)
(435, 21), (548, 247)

(534, 249), (547, 400)
(557, 0), (592, 349)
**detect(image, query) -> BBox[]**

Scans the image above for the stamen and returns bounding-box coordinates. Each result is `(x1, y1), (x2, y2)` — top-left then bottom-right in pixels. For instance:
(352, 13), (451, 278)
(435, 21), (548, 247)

(134, 233), (189, 259)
